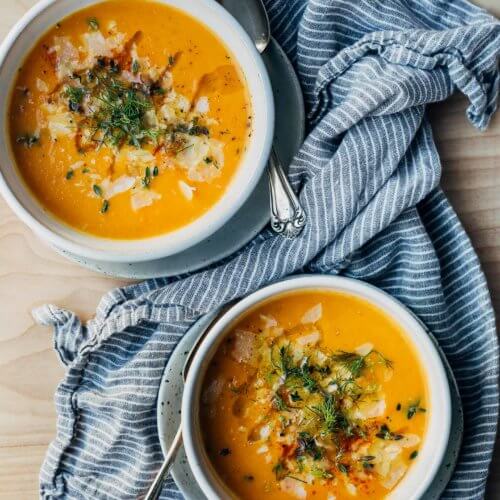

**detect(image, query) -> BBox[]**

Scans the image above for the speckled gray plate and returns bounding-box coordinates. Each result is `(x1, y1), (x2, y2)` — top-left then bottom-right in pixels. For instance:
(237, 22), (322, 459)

(54, 38), (305, 279)
(156, 309), (464, 500)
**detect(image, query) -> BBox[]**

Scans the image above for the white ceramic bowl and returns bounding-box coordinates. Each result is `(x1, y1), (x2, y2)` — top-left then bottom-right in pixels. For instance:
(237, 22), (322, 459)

(182, 275), (451, 500)
(0, 0), (274, 262)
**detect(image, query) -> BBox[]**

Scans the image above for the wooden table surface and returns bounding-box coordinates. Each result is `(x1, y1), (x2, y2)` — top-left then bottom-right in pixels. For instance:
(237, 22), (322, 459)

(0, 1), (499, 498)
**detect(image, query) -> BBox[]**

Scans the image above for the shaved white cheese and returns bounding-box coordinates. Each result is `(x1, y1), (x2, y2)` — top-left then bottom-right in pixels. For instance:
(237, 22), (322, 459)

(144, 109), (158, 128)
(178, 180), (196, 201)
(265, 454), (272, 464)
(101, 176), (136, 199)
(36, 78), (48, 93)
(346, 483), (357, 496)
(382, 462), (407, 489)
(352, 398), (386, 419)
(177, 136), (210, 168)
(280, 477), (307, 499)
(201, 378), (224, 404)
(160, 71), (173, 91)
(209, 139), (225, 168)
(81, 30), (126, 64)
(259, 424), (271, 439)
(121, 70), (142, 84)
(49, 36), (80, 79)
(131, 189), (161, 211)
(260, 314), (278, 328)
(82, 31), (111, 60)
(177, 136), (225, 182)
(296, 330), (322, 346)
(301, 303), (322, 324)
(195, 96), (209, 113)
(355, 343), (373, 356)
(160, 103), (175, 122)
(399, 434), (421, 448)
(115, 147), (156, 177)
(68, 161), (85, 171)
(256, 444), (269, 454)
(46, 108), (77, 138)
(327, 495), (337, 500)
(231, 330), (255, 363)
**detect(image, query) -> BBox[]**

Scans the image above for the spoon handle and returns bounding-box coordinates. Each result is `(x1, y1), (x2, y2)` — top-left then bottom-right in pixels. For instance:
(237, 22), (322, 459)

(268, 147), (306, 238)
(144, 425), (183, 500)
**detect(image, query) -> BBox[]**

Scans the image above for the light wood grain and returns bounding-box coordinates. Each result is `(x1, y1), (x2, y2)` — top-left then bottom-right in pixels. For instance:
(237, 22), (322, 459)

(0, 1), (499, 499)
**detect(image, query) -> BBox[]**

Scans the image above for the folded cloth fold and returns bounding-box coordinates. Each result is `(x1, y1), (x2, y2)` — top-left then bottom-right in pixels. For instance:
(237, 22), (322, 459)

(36, 0), (499, 498)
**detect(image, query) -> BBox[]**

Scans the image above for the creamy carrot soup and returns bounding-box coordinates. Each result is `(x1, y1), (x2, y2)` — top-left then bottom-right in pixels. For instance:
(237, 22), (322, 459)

(9, 0), (251, 238)
(201, 291), (428, 499)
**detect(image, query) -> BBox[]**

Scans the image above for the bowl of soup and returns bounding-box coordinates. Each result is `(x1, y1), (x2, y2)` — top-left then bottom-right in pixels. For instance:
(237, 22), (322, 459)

(0, 0), (273, 261)
(182, 275), (451, 499)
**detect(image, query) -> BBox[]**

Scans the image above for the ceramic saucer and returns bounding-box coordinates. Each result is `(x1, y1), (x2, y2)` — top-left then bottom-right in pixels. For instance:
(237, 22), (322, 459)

(156, 310), (464, 500)
(54, 38), (305, 279)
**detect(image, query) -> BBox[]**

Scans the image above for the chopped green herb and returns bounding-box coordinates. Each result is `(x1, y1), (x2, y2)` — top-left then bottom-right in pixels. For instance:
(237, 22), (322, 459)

(16, 134), (39, 148)
(410, 450), (419, 460)
(168, 54), (175, 66)
(407, 400), (426, 420)
(309, 393), (350, 436)
(189, 124), (209, 136)
(142, 167), (151, 188)
(204, 157), (213, 164)
(93, 184), (103, 197)
(100, 199), (109, 214)
(153, 166), (159, 177)
(273, 394), (288, 411)
(64, 85), (85, 112)
(396, 403), (401, 411)
(290, 391), (302, 402)
(132, 60), (140, 74)
(338, 463), (349, 474)
(87, 17), (99, 31)
(376, 424), (403, 441)
(65, 169), (74, 180)
(150, 85), (166, 95)
(272, 461), (286, 480)
(89, 75), (157, 148)
(82, 167), (90, 174)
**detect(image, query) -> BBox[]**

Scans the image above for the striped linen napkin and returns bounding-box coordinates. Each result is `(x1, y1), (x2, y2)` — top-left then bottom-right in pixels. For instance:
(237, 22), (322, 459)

(35, 0), (500, 498)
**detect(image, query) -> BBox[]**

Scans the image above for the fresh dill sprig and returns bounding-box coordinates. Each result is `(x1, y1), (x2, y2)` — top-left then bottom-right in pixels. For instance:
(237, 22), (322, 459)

(309, 394), (349, 436)
(331, 351), (367, 378)
(64, 85), (86, 112)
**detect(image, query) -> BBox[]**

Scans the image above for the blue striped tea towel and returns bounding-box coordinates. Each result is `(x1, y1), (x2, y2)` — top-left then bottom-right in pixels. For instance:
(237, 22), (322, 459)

(35, 0), (500, 498)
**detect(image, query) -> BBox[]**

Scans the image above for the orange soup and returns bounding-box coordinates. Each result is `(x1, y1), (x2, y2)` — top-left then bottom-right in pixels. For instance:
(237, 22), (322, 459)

(9, 0), (251, 238)
(201, 291), (428, 499)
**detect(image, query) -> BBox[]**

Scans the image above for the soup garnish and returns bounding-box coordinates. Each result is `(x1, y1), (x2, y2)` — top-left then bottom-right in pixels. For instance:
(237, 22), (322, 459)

(9, 0), (251, 238)
(201, 291), (428, 499)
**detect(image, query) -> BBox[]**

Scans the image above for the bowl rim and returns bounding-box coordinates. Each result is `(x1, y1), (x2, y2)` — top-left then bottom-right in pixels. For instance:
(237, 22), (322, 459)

(182, 274), (452, 500)
(0, 0), (274, 263)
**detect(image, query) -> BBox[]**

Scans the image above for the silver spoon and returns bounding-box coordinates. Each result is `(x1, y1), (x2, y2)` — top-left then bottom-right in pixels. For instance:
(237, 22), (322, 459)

(144, 305), (233, 500)
(219, 0), (307, 238)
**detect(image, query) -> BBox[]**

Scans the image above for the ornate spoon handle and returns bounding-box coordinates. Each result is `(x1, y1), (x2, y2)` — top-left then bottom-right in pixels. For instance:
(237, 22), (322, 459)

(268, 147), (306, 238)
